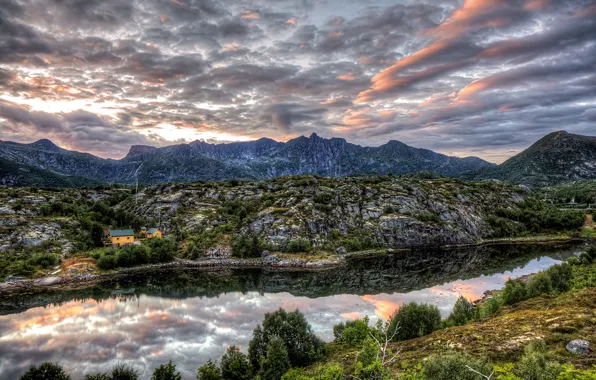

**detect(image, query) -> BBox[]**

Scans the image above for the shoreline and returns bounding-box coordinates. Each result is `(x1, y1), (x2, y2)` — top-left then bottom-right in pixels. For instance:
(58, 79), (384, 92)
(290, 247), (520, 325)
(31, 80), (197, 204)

(0, 236), (588, 297)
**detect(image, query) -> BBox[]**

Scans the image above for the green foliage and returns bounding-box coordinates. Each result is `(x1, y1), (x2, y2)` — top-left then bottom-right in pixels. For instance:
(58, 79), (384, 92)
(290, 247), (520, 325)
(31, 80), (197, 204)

(96, 255), (118, 270)
(502, 279), (528, 305)
(261, 335), (291, 380)
(545, 263), (573, 292)
(333, 316), (374, 346)
(526, 272), (553, 297)
(282, 363), (344, 380)
(197, 360), (224, 380)
(417, 211), (441, 224)
(84, 374), (111, 380)
(355, 338), (378, 368)
(152, 361), (182, 380)
(145, 238), (177, 263)
(388, 302), (441, 341)
(284, 238), (312, 253)
(19, 362), (71, 380)
(248, 308), (325, 369)
(116, 245), (150, 267)
(556, 364), (596, 380)
(515, 341), (561, 380)
(27, 253), (58, 268)
(220, 345), (252, 380)
(232, 235), (263, 258)
(110, 363), (139, 380)
(355, 360), (391, 380)
(423, 353), (493, 380)
(445, 296), (477, 327)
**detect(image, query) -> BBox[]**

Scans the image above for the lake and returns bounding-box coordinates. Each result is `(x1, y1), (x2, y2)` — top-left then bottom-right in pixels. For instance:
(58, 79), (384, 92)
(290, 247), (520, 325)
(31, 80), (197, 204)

(0, 243), (584, 379)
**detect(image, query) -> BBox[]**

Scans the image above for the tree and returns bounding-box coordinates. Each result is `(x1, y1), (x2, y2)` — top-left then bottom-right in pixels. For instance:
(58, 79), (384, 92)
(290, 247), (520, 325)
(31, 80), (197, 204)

(388, 302), (441, 341)
(502, 279), (528, 305)
(19, 362), (71, 380)
(261, 336), (291, 380)
(85, 375), (111, 380)
(111, 363), (139, 380)
(221, 345), (252, 380)
(248, 308), (324, 368)
(447, 296), (477, 326)
(152, 361), (182, 380)
(197, 360), (223, 380)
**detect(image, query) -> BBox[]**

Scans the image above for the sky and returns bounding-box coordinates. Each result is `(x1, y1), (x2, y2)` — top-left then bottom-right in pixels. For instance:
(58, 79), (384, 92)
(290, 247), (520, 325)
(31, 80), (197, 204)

(0, 0), (595, 163)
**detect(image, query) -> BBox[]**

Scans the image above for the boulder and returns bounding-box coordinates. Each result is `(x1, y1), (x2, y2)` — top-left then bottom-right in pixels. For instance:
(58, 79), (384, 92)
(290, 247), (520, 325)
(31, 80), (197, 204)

(336, 246), (347, 255)
(261, 250), (271, 258)
(566, 340), (590, 355)
(263, 255), (279, 264)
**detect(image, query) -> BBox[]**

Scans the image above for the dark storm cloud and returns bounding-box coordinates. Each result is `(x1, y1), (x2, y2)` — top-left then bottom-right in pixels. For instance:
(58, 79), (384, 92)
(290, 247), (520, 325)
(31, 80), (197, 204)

(0, 0), (595, 161)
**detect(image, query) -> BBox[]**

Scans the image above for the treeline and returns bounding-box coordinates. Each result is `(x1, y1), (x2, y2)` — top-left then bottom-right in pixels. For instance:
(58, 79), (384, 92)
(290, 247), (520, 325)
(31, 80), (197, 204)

(94, 239), (177, 270)
(486, 197), (586, 238)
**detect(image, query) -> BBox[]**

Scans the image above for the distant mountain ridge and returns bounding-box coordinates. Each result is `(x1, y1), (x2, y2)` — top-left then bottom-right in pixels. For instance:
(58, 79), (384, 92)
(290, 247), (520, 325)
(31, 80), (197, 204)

(0, 134), (492, 185)
(470, 131), (596, 187)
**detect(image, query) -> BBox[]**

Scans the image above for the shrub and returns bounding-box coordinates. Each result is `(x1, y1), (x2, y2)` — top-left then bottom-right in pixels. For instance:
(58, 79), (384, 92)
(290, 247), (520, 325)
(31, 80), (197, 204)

(284, 238), (312, 253)
(526, 272), (553, 298)
(260, 335), (291, 380)
(197, 360), (223, 380)
(417, 211), (441, 224)
(480, 296), (503, 318)
(545, 263), (572, 292)
(333, 316), (373, 346)
(248, 308), (324, 369)
(152, 361), (182, 380)
(27, 253), (58, 268)
(116, 245), (150, 267)
(282, 363), (344, 380)
(19, 362), (71, 380)
(96, 255), (118, 270)
(388, 302), (441, 341)
(111, 363), (139, 380)
(515, 340), (561, 380)
(84, 375), (111, 380)
(146, 238), (176, 263)
(423, 353), (492, 380)
(446, 296), (476, 326)
(232, 235), (263, 258)
(221, 345), (252, 380)
(502, 279), (528, 305)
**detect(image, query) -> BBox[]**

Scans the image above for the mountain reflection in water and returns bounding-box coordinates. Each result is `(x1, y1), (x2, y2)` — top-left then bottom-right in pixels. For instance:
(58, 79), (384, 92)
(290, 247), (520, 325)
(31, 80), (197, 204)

(0, 243), (583, 379)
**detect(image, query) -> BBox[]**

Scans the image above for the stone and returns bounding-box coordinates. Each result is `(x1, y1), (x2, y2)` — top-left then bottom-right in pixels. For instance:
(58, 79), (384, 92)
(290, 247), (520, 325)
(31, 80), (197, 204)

(5, 276), (26, 283)
(261, 250), (271, 258)
(263, 255), (279, 264)
(336, 246), (347, 255)
(566, 339), (590, 355)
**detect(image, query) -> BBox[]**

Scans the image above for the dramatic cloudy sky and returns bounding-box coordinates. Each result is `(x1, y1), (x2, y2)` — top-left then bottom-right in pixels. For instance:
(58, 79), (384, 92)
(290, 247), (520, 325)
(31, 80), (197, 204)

(0, 0), (595, 162)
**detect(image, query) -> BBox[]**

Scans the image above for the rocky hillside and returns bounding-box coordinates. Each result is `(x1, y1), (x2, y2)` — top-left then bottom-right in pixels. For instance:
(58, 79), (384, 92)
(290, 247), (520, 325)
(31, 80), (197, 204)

(471, 131), (596, 187)
(0, 134), (492, 185)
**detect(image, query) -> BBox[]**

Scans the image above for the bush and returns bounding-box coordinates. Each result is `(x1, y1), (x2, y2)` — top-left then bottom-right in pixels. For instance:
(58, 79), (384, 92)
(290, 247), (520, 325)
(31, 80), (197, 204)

(282, 363), (344, 380)
(515, 341), (561, 380)
(152, 361), (182, 380)
(285, 238), (312, 253)
(19, 362), (71, 380)
(417, 211), (441, 224)
(248, 308), (324, 369)
(146, 238), (176, 263)
(27, 253), (58, 268)
(221, 345), (252, 380)
(110, 363), (139, 380)
(388, 302), (441, 341)
(116, 245), (150, 267)
(480, 296), (503, 318)
(446, 296), (476, 326)
(260, 336), (291, 380)
(423, 353), (492, 380)
(333, 316), (373, 346)
(232, 235), (263, 258)
(96, 255), (118, 270)
(502, 279), (528, 305)
(85, 375), (110, 380)
(526, 272), (553, 298)
(197, 360), (223, 380)
(545, 263), (572, 292)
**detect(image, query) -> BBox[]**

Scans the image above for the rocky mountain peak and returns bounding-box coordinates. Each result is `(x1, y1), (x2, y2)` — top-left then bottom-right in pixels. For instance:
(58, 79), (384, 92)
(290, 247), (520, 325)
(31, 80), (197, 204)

(29, 139), (61, 152)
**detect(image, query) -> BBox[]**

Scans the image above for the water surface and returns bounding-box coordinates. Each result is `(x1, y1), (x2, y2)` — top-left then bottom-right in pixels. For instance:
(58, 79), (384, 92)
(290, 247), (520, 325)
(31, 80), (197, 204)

(0, 243), (582, 379)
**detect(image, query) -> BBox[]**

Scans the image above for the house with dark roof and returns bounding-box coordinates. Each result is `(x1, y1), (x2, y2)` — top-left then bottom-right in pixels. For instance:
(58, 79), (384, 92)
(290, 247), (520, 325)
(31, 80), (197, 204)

(146, 228), (162, 239)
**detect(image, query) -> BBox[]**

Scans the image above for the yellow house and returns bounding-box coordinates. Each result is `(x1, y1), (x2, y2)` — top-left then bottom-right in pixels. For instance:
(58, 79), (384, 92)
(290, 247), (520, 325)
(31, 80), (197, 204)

(146, 228), (162, 239)
(109, 229), (135, 247)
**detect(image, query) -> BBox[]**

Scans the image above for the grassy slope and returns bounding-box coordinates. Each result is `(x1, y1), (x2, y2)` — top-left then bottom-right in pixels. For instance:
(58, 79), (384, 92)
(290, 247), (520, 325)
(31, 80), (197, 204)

(316, 273), (596, 377)
(0, 157), (104, 188)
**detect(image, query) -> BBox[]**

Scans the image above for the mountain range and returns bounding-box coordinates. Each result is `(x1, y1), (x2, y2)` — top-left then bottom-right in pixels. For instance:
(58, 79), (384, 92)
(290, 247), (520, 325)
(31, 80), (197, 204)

(0, 131), (594, 187)
(0, 134), (491, 186)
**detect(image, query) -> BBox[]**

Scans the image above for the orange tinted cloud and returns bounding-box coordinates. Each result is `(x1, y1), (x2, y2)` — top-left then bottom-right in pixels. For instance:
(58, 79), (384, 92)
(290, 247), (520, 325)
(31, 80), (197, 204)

(285, 17), (297, 25)
(241, 10), (260, 20)
(337, 72), (359, 81)
(361, 295), (400, 321)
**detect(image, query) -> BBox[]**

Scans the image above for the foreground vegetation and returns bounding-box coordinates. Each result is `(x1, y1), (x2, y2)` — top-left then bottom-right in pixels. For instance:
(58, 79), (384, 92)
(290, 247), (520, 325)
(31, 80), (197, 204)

(17, 247), (596, 380)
